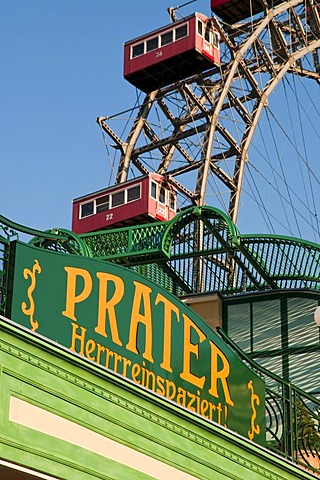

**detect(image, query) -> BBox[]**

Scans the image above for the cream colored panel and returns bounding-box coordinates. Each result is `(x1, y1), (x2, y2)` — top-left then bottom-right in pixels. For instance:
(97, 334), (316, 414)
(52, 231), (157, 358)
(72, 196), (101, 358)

(9, 396), (199, 480)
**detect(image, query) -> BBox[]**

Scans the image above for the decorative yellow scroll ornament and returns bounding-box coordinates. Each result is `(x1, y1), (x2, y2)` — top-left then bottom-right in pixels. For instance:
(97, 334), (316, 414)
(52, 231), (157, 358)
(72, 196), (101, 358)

(248, 379), (260, 440)
(21, 259), (42, 332)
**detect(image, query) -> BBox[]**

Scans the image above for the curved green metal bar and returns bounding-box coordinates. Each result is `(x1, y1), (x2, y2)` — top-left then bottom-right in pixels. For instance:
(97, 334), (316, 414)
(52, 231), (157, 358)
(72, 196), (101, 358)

(29, 228), (93, 257)
(217, 327), (320, 474)
(75, 205), (320, 293)
(161, 206), (240, 256)
(0, 213), (69, 240)
(0, 214), (92, 257)
(237, 234), (320, 291)
(2, 207), (320, 293)
(78, 206), (240, 264)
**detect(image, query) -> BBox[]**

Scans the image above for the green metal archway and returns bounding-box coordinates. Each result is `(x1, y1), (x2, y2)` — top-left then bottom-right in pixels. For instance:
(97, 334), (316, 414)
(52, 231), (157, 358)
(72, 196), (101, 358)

(1, 207), (319, 298)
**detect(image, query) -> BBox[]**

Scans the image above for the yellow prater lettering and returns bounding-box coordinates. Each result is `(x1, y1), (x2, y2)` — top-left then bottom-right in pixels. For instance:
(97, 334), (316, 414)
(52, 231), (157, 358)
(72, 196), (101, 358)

(70, 322), (87, 355)
(63, 267), (243, 422)
(85, 339), (96, 361)
(209, 340), (234, 406)
(131, 363), (141, 384)
(156, 375), (165, 396)
(63, 267), (92, 321)
(165, 379), (176, 400)
(68, 321), (232, 427)
(186, 391), (196, 412)
(155, 293), (180, 373)
(95, 272), (124, 346)
(180, 314), (206, 389)
(176, 387), (186, 407)
(126, 281), (154, 362)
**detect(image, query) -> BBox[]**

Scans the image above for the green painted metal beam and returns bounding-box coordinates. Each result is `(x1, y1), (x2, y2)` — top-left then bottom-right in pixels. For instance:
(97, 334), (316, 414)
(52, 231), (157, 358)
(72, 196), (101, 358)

(1, 207), (320, 296)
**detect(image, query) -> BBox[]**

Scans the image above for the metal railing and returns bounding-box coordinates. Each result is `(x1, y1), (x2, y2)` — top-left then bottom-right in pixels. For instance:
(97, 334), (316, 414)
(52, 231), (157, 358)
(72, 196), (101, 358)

(0, 223), (14, 316)
(1, 211), (320, 473)
(2, 207), (320, 296)
(217, 327), (320, 474)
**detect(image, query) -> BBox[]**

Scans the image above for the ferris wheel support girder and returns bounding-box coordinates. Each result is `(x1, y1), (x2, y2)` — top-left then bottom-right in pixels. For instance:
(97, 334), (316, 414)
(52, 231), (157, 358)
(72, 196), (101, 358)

(174, 88), (259, 128)
(228, 36), (320, 224)
(116, 90), (158, 184)
(290, 7), (307, 42)
(143, 123), (171, 158)
(168, 177), (196, 202)
(192, 12), (268, 207)
(181, 84), (211, 115)
(195, 118), (217, 205)
(269, 19), (291, 62)
(227, 90), (252, 124)
(289, 64), (320, 79)
(97, 117), (125, 152)
(132, 123), (208, 157)
(99, 0), (319, 241)
(129, 156), (151, 177)
(158, 142), (195, 176)
(157, 85), (217, 175)
(309, 1), (320, 32)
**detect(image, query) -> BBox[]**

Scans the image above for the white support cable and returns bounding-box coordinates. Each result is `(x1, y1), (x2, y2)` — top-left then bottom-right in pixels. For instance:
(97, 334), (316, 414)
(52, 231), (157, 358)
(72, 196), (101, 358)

(281, 79), (312, 234)
(245, 162), (276, 234)
(245, 157), (320, 236)
(241, 181), (301, 235)
(249, 134), (320, 226)
(266, 98), (320, 186)
(96, 0), (319, 243)
(290, 75), (319, 240)
(265, 107), (302, 237)
(231, 35), (320, 224)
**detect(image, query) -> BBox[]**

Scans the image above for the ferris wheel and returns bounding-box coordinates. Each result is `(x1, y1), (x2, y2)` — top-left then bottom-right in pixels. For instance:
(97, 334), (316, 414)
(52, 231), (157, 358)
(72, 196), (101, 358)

(97, 0), (320, 243)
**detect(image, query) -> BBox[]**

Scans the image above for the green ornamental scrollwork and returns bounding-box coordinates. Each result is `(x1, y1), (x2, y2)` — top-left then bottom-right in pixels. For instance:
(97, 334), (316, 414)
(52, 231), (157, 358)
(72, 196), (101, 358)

(21, 259), (42, 332)
(248, 380), (261, 441)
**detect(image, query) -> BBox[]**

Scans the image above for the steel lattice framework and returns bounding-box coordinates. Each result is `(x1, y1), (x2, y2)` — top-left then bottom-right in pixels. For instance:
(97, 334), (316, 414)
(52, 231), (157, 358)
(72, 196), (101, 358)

(1, 212), (320, 474)
(1, 5), (320, 474)
(2, 207), (319, 298)
(98, 0), (320, 226)
(79, 205), (320, 295)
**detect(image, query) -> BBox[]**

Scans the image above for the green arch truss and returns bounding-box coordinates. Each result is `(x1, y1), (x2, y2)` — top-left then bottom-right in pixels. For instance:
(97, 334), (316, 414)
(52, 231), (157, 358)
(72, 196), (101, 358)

(1, 207), (320, 297)
(79, 206), (320, 295)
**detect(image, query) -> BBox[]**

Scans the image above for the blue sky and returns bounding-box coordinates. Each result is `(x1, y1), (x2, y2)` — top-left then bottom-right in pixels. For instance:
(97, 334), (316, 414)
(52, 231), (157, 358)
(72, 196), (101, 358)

(1, 1), (211, 231)
(1, 1), (319, 242)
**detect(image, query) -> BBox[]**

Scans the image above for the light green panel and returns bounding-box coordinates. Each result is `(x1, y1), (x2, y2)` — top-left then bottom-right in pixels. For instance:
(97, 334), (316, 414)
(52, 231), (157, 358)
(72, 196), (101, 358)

(0, 320), (315, 480)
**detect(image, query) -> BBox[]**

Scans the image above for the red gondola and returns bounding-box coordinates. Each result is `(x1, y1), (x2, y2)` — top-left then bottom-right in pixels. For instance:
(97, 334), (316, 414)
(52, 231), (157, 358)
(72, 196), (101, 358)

(124, 12), (220, 93)
(211, 0), (283, 24)
(72, 174), (177, 234)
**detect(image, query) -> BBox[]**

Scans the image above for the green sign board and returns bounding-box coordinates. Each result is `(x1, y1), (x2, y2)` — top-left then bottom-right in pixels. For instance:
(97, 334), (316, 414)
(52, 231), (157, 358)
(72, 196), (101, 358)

(9, 241), (265, 443)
